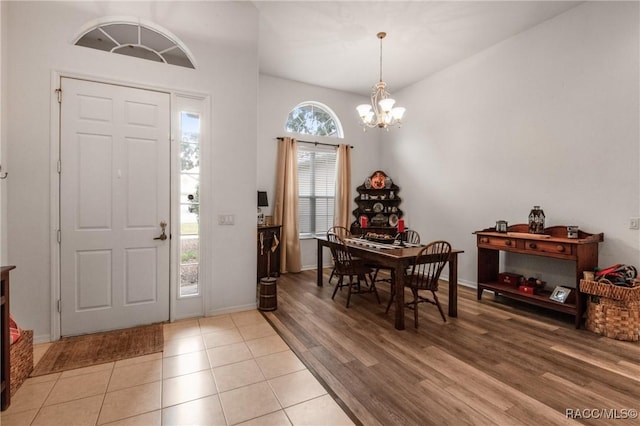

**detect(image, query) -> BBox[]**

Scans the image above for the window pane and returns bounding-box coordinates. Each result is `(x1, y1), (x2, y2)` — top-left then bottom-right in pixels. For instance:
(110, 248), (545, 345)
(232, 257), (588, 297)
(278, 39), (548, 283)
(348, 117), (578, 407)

(181, 236), (199, 264)
(299, 197), (311, 234)
(285, 103), (339, 137)
(315, 197), (334, 234)
(181, 143), (199, 172)
(180, 264), (199, 295)
(179, 110), (200, 297)
(181, 174), (199, 204)
(180, 204), (199, 235)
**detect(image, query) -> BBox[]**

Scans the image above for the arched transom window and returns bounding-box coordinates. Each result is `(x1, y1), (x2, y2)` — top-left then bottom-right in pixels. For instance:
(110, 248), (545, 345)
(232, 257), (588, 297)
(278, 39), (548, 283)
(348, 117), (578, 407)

(285, 102), (343, 138)
(74, 17), (196, 69)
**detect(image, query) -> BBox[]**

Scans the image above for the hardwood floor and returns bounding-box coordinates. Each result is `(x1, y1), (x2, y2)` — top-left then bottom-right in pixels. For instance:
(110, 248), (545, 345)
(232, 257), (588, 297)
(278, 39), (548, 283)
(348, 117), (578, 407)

(263, 269), (640, 426)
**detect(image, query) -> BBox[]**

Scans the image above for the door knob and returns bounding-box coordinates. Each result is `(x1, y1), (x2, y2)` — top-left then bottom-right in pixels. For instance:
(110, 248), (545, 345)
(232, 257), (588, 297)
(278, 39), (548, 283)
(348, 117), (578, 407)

(154, 221), (168, 241)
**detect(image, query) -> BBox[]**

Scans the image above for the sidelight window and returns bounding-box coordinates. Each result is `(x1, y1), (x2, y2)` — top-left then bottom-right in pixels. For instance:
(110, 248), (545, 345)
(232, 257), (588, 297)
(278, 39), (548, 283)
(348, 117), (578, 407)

(179, 111), (200, 297)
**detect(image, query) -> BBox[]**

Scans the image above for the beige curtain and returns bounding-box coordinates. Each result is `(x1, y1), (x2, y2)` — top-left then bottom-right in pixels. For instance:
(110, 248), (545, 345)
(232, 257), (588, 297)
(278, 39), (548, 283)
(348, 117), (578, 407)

(334, 144), (352, 230)
(274, 137), (302, 273)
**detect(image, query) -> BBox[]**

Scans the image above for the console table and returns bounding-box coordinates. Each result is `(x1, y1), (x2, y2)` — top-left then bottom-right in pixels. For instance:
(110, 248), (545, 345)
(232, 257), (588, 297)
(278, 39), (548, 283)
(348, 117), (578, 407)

(1, 265), (16, 411)
(474, 225), (603, 328)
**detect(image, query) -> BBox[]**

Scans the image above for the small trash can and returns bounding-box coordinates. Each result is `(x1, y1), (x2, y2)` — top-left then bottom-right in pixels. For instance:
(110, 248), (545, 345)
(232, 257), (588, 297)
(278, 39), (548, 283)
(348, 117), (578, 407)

(258, 277), (277, 311)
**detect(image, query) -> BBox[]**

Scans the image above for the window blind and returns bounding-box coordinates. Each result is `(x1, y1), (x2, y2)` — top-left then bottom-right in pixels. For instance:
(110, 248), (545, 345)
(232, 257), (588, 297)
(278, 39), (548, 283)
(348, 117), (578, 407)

(297, 146), (337, 237)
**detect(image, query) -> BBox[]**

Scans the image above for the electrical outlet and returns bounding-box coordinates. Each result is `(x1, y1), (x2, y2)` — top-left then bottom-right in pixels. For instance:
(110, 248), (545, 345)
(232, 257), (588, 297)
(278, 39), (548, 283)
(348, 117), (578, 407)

(630, 217), (640, 230)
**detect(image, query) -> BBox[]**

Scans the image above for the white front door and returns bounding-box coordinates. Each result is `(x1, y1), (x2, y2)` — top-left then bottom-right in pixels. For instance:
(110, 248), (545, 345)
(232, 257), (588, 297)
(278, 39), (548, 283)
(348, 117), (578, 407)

(59, 77), (170, 336)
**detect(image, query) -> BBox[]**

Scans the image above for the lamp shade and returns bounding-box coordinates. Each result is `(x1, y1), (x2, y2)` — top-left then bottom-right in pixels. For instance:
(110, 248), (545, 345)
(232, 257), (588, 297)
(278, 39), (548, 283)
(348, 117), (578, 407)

(356, 104), (373, 118)
(257, 191), (269, 207)
(378, 98), (396, 113)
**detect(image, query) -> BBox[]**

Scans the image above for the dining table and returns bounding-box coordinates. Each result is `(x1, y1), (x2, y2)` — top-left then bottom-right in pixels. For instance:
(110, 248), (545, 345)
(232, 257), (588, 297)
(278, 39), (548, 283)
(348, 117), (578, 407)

(316, 236), (463, 330)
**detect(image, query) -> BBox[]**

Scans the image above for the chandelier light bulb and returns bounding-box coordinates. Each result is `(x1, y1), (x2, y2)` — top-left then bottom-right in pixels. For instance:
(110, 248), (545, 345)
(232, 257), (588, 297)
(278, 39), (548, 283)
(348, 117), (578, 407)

(355, 31), (405, 130)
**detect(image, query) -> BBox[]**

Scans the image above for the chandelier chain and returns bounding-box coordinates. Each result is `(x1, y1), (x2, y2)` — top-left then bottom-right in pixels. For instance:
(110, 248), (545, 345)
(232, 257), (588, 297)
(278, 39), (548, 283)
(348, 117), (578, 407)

(379, 34), (383, 83)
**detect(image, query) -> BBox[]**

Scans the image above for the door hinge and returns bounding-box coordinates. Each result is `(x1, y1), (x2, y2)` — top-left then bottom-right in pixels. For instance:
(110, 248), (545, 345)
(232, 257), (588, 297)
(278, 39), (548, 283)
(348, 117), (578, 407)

(57, 229), (61, 244)
(56, 88), (62, 103)
(57, 299), (61, 313)
(57, 160), (61, 174)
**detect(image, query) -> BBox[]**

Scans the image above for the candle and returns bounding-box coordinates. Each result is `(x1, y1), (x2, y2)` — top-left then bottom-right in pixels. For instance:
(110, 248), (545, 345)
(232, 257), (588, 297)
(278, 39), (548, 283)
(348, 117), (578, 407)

(398, 218), (405, 233)
(360, 215), (367, 228)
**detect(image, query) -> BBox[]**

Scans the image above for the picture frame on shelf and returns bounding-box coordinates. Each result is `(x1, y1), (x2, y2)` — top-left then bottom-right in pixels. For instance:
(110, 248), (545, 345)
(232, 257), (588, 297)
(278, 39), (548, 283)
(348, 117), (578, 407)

(550, 286), (572, 303)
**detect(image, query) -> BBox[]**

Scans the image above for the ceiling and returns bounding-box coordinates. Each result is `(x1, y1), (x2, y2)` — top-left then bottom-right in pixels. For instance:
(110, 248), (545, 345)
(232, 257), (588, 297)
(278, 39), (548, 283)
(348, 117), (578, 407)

(255, 1), (581, 95)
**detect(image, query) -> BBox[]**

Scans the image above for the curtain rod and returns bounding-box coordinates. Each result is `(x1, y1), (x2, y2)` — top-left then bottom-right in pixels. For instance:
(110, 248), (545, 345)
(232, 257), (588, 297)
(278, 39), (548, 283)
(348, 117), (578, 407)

(276, 137), (354, 149)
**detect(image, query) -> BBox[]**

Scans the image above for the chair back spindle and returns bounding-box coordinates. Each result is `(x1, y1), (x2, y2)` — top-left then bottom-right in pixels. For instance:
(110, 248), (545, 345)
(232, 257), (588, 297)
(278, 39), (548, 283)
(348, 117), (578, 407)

(328, 232), (356, 275)
(408, 241), (451, 292)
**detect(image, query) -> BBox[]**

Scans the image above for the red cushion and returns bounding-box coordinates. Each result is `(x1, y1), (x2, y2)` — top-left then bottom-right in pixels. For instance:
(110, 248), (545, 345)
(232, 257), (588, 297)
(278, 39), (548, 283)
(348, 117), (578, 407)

(9, 314), (21, 345)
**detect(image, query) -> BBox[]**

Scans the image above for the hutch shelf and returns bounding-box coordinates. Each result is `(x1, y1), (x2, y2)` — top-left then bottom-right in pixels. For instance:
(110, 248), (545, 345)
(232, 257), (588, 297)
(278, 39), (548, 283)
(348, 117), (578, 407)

(350, 170), (403, 236)
(474, 224), (604, 328)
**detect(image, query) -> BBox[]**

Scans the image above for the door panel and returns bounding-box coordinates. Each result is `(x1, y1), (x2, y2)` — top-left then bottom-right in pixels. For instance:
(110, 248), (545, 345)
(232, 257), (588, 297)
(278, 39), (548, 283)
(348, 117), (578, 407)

(77, 134), (112, 229)
(76, 250), (112, 310)
(60, 77), (170, 336)
(126, 138), (158, 227)
(125, 248), (158, 304)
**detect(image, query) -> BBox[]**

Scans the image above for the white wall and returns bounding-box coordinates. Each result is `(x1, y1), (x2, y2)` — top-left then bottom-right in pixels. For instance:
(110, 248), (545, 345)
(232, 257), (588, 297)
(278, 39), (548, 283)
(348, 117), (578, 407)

(0, 1), (6, 265)
(382, 2), (640, 287)
(4, 1), (259, 341)
(257, 74), (381, 269)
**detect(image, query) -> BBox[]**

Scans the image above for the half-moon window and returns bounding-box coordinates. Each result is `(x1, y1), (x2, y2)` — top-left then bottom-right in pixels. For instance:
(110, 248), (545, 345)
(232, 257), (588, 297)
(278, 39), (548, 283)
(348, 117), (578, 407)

(74, 18), (196, 69)
(285, 102), (343, 138)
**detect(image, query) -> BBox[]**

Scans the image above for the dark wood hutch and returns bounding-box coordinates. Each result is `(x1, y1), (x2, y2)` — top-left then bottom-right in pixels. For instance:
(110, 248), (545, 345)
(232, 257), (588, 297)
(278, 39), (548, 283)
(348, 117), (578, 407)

(350, 170), (403, 236)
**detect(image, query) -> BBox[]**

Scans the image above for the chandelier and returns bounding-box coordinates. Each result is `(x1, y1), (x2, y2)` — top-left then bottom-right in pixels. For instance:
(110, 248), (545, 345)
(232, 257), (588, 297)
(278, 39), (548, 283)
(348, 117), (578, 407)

(356, 32), (406, 130)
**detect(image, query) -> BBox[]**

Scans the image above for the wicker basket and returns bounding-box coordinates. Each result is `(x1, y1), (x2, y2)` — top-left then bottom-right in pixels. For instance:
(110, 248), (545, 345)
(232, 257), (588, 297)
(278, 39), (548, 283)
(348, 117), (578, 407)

(580, 280), (640, 342)
(9, 329), (33, 396)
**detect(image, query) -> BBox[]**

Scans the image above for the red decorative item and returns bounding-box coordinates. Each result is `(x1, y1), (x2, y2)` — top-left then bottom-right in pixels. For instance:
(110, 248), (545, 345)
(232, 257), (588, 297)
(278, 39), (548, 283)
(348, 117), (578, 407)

(360, 215), (367, 228)
(498, 272), (523, 287)
(519, 285), (535, 295)
(398, 218), (405, 233)
(9, 314), (21, 345)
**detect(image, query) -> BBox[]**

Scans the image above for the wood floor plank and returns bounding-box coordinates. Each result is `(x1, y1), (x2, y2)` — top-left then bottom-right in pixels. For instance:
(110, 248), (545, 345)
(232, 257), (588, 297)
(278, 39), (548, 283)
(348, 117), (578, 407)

(265, 269), (640, 425)
(550, 344), (640, 383)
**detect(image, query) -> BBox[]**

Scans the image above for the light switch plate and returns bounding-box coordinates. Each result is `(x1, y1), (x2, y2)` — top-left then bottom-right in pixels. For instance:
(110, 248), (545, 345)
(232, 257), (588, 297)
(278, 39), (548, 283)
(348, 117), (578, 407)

(218, 214), (235, 225)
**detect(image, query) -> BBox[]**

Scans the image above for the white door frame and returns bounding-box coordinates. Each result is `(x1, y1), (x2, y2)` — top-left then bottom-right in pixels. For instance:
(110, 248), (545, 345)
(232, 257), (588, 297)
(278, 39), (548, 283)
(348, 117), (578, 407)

(49, 70), (208, 341)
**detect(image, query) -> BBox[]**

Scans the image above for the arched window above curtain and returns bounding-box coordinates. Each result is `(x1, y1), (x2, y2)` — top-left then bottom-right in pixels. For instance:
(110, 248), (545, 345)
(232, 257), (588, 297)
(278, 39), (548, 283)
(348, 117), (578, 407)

(285, 102), (343, 138)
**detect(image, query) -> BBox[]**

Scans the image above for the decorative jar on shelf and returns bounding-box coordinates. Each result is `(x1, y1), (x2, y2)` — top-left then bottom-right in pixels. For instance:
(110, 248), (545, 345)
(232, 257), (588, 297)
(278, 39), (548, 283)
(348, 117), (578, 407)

(528, 205), (545, 234)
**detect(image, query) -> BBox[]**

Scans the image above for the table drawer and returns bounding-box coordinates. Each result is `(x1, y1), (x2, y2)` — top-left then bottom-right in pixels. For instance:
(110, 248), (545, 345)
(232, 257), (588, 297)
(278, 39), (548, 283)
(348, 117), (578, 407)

(477, 236), (519, 250)
(524, 240), (573, 256)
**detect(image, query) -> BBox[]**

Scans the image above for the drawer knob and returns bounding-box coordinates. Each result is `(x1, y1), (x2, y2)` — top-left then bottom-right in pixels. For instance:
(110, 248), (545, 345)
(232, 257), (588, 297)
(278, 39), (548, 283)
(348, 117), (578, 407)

(480, 237), (489, 244)
(528, 242), (537, 249)
(504, 240), (512, 246)
(556, 245), (565, 252)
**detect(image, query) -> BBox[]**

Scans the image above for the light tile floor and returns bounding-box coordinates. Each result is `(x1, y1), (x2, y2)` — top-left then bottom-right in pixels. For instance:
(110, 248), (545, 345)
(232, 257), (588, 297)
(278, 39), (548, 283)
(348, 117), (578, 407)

(1, 310), (355, 426)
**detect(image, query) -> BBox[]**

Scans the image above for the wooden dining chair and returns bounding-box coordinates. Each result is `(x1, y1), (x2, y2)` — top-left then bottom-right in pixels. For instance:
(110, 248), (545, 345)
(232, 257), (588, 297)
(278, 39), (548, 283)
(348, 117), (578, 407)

(385, 240), (451, 328)
(327, 226), (352, 283)
(403, 229), (420, 245)
(327, 232), (380, 308)
(370, 230), (421, 284)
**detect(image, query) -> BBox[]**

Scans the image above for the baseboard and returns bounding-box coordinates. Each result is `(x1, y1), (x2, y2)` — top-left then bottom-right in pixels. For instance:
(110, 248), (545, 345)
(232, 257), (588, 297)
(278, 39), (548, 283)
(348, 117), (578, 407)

(33, 333), (52, 344)
(205, 302), (258, 317)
